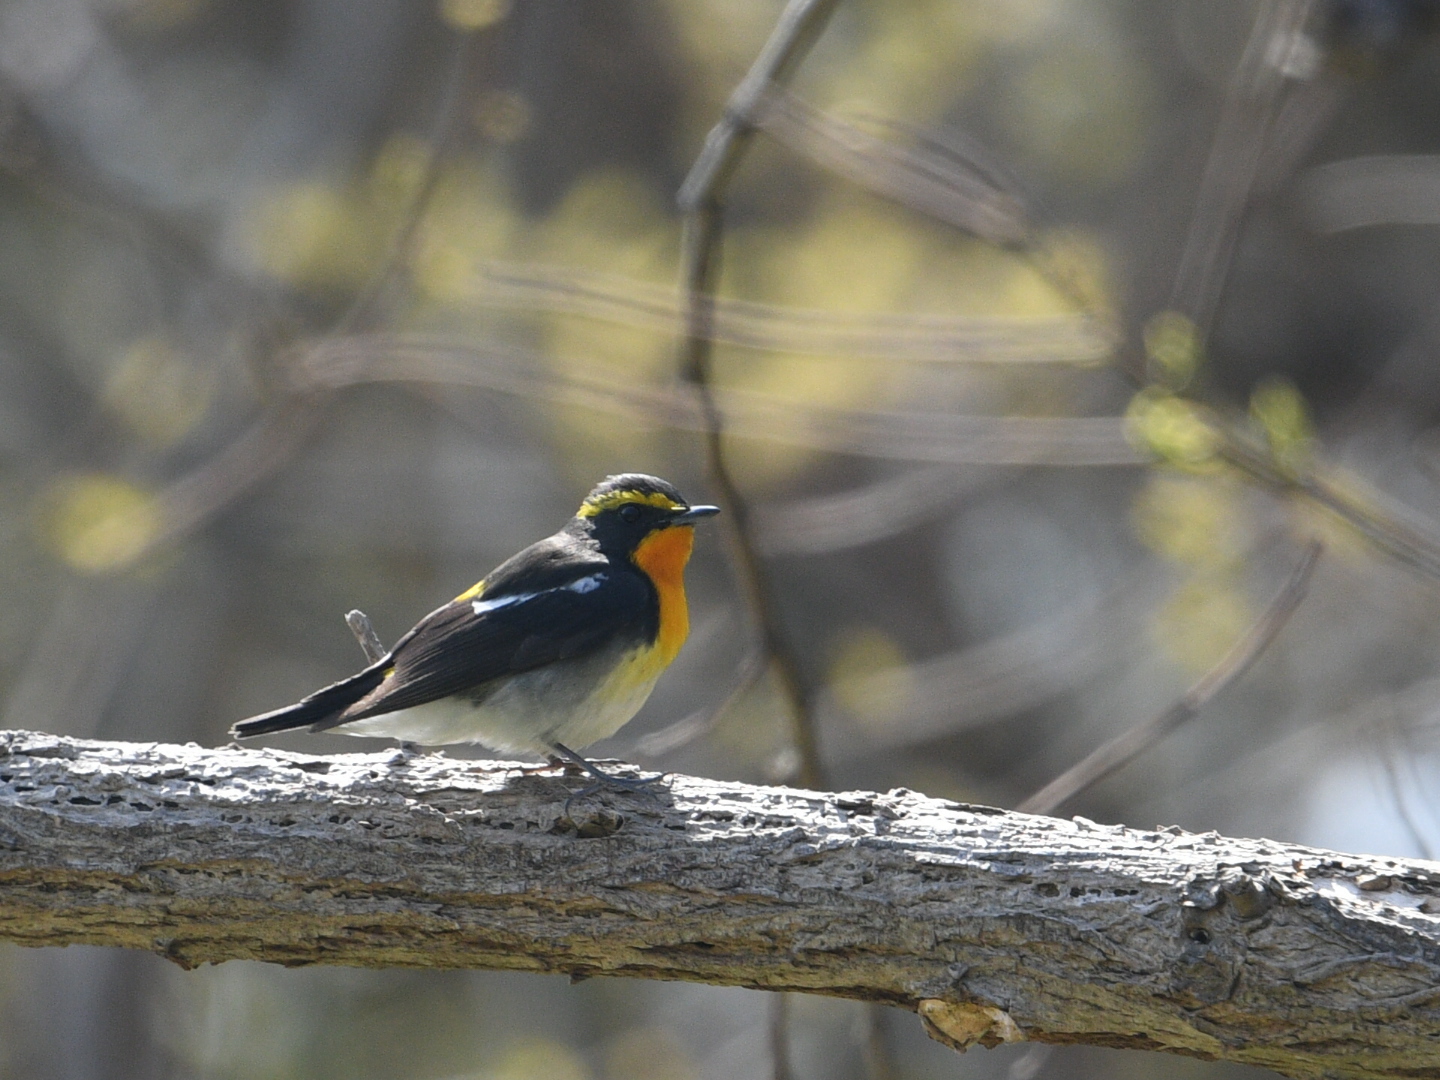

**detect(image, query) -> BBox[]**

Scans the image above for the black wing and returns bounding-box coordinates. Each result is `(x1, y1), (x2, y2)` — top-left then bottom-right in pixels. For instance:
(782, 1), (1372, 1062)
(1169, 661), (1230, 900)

(321, 567), (655, 725)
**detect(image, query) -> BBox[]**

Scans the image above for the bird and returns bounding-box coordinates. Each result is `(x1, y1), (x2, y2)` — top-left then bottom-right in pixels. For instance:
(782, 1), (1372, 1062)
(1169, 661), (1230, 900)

(230, 473), (719, 787)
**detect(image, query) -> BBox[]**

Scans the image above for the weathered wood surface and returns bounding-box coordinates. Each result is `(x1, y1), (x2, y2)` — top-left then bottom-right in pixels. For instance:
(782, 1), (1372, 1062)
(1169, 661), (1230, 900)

(0, 730), (1436, 1079)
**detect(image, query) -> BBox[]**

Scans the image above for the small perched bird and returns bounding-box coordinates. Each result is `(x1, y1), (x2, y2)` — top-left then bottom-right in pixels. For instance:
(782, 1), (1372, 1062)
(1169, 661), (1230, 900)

(231, 474), (719, 785)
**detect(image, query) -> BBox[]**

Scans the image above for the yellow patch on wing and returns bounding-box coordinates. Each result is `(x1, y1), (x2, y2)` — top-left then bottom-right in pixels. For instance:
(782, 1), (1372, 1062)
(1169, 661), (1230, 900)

(577, 488), (683, 518)
(630, 524), (696, 670)
(454, 579), (485, 601)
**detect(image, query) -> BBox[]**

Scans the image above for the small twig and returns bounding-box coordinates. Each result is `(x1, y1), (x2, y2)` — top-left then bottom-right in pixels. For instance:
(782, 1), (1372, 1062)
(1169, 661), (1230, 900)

(345, 610), (389, 664)
(1017, 539), (1323, 816)
(1377, 708), (1434, 860)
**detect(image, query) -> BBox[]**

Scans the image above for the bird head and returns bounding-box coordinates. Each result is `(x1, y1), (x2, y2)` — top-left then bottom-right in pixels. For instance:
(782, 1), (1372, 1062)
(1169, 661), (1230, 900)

(572, 473), (719, 556)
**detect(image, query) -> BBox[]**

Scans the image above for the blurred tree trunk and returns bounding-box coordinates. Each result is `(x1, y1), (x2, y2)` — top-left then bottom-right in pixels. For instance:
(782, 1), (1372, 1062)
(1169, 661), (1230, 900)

(0, 730), (1434, 1080)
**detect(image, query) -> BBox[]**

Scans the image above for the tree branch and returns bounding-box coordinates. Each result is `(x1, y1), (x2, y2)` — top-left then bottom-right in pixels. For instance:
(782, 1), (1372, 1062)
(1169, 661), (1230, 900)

(0, 730), (1437, 1078)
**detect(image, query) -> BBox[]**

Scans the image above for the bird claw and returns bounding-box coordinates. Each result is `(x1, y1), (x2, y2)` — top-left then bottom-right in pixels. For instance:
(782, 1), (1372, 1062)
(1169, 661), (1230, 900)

(548, 742), (666, 820)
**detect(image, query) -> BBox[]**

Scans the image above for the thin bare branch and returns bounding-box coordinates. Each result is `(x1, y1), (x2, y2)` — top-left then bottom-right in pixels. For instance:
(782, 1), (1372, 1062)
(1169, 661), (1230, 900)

(677, 0), (843, 214)
(683, 202), (824, 792)
(1169, 0), (1317, 340)
(1018, 539), (1323, 816)
(1218, 434), (1440, 585)
(1378, 709), (1435, 860)
(753, 87), (1029, 246)
(825, 565), (1169, 761)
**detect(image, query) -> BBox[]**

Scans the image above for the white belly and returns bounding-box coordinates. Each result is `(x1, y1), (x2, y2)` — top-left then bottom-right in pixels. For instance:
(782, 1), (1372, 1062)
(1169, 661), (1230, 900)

(331, 644), (661, 755)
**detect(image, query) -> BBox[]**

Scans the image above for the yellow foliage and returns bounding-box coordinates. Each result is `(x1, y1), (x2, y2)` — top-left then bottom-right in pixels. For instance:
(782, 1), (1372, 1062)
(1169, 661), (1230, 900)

(124, 0), (207, 28)
(38, 474), (160, 574)
(1152, 576), (1254, 674)
(1249, 376), (1314, 468)
(104, 335), (213, 446)
(1131, 474), (1247, 569)
(485, 1039), (589, 1080)
(438, 0), (510, 30)
(412, 162), (520, 300)
(531, 169), (677, 281)
(1143, 310), (1201, 389)
(249, 182), (372, 289)
(249, 138), (519, 295)
(1125, 389), (1218, 469)
(604, 1028), (699, 1080)
(712, 197), (916, 483)
(742, 196), (927, 314)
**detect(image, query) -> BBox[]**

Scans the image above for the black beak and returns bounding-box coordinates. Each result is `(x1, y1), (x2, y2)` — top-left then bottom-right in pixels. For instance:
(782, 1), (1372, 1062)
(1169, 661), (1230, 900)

(671, 504), (720, 524)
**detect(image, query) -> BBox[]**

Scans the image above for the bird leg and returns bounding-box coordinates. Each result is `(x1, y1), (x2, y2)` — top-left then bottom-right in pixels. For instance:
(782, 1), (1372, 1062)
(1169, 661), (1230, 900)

(548, 742), (665, 803)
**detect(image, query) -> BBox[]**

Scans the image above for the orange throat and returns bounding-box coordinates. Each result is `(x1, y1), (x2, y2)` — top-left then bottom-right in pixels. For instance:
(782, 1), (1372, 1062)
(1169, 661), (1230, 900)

(631, 525), (695, 666)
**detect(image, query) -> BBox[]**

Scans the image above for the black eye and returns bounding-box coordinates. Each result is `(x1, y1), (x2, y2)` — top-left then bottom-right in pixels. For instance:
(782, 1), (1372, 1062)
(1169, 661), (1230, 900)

(619, 504), (642, 524)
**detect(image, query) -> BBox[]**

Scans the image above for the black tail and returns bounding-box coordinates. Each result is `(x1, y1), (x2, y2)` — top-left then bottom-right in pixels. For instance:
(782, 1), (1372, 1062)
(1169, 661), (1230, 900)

(230, 665), (388, 739)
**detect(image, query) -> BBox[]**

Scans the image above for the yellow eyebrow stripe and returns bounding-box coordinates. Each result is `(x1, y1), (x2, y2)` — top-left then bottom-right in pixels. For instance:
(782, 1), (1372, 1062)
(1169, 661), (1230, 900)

(577, 489), (682, 517)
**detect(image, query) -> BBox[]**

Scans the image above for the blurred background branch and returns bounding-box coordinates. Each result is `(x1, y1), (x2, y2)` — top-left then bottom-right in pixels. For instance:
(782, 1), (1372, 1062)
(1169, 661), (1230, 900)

(1018, 538), (1323, 815)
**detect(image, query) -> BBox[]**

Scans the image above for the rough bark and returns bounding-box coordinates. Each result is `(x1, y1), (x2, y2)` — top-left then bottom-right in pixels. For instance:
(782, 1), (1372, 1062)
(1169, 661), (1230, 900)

(0, 731), (1436, 1079)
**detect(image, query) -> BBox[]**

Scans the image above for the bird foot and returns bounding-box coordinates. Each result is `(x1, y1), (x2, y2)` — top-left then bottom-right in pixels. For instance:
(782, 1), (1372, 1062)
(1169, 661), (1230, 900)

(549, 742), (666, 818)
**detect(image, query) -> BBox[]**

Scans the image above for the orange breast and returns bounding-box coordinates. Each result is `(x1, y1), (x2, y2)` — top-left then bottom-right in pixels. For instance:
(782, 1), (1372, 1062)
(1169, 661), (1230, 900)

(630, 525), (696, 668)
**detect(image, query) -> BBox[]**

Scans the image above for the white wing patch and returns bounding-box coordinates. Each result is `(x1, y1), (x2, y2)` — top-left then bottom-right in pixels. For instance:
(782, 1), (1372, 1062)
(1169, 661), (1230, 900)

(471, 592), (534, 616)
(471, 573), (606, 616)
